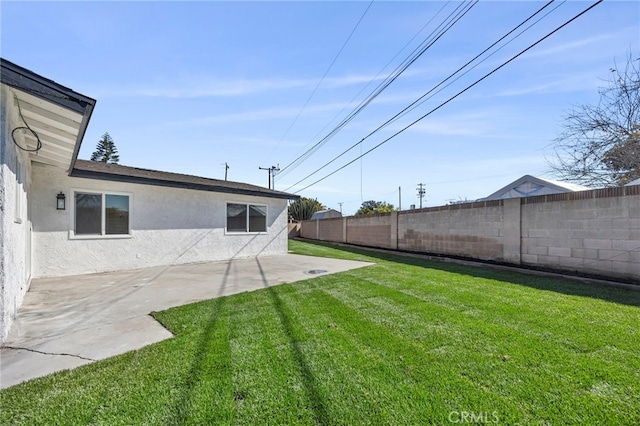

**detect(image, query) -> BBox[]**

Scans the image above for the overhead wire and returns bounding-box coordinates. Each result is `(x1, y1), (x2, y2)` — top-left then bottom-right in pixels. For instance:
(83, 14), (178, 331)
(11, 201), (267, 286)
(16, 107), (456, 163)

(283, 0), (562, 190)
(279, 0), (475, 177)
(291, 0), (604, 194)
(267, 0), (375, 161)
(302, 3), (452, 150)
(278, 0), (453, 178)
(370, 0), (565, 134)
(278, 0), (478, 178)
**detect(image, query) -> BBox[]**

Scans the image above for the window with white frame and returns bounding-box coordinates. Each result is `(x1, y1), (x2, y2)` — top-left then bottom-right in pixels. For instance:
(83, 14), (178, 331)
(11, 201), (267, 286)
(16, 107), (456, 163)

(226, 203), (267, 233)
(74, 191), (130, 236)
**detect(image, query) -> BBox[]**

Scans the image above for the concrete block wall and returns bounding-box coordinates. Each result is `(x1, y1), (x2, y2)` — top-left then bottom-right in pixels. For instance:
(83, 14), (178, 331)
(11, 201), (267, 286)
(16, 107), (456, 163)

(398, 202), (504, 260)
(521, 186), (639, 280)
(300, 220), (318, 240)
(346, 213), (393, 249)
(317, 217), (344, 242)
(301, 186), (639, 282)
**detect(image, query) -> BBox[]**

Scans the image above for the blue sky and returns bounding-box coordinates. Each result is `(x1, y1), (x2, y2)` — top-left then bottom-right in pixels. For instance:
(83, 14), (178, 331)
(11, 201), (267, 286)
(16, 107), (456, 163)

(2, 1), (638, 214)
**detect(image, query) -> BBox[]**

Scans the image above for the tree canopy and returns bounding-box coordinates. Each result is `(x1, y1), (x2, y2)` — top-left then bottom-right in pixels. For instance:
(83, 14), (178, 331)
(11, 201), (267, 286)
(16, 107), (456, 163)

(549, 53), (639, 187)
(91, 132), (120, 164)
(356, 200), (395, 215)
(289, 197), (324, 221)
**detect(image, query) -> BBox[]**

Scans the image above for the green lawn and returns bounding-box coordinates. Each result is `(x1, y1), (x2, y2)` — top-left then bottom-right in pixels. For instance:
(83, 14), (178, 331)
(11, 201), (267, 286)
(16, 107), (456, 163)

(2, 240), (639, 425)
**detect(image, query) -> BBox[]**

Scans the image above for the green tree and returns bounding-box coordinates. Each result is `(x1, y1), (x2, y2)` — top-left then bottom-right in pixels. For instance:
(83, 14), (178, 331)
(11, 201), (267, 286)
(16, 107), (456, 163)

(288, 197), (324, 221)
(91, 132), (120, 164)
(356, 200), (395, 215)
(549, 53), (639, 186)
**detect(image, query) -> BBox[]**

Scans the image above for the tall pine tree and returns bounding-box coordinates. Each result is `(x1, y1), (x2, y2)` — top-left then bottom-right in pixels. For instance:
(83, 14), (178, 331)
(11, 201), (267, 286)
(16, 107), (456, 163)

(91, 132), (120, 164)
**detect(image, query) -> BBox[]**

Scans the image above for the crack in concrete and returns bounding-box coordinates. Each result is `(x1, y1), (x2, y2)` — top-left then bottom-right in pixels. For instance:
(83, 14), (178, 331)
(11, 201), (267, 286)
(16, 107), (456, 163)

(3, 346), (95, 362)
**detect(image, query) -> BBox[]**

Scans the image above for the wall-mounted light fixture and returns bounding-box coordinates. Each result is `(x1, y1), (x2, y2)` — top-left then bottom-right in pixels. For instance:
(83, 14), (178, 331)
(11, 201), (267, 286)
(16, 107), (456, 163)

(56, 192), (66, 210)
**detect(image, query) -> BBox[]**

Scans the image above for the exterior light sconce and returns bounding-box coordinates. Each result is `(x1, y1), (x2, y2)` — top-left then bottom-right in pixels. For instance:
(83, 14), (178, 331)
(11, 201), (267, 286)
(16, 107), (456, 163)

(56, 192), (66, 210)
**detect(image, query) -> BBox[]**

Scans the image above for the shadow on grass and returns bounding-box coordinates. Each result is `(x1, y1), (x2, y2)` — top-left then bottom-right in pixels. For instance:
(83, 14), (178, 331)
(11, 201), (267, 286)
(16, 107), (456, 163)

(295, 240), (640, 308)
(256, 258), (330, 425)
(165, 262), (232, 425)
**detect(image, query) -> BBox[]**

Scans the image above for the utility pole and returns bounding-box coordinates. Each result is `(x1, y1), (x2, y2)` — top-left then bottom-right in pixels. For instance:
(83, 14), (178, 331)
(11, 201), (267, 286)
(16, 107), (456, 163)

(398, 186), (402, 211)
(224, 162), (229, 181)
(259, 166), (271, 189)
(338, 202), (343, 214)
(270, 165), (280, 190)
(417, 183), (426, 209)
(259, 165), (280, 190)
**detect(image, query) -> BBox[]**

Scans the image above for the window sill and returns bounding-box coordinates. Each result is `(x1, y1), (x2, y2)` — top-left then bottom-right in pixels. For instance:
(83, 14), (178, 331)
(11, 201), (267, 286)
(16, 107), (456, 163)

(69, 233), (133, 240)
(225, 231), (266, 235)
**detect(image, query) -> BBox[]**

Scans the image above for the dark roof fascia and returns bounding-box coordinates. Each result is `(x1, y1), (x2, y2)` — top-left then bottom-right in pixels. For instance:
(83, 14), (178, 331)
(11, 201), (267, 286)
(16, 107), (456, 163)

(0, 58), (96, 115)
(0, 58), (97, 174)
(70, 168), (300, 200)
(69, 102), (95, 174)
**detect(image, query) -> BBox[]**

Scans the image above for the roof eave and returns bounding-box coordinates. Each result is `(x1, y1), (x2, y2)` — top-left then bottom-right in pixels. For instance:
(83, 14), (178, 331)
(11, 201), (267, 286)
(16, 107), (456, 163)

(70, 168), (300, 200)
(68, 102), (95, 174)
(0, 58), (96, 174)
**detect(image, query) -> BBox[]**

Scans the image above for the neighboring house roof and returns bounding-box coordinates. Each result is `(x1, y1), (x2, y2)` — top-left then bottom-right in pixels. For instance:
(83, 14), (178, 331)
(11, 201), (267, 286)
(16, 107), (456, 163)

(626, 178), (640, 186)
(482, 175), (591, 201)
(0, 58), (96, 172)
(71, 160), (299, 200)
(310, 209), (342, 220)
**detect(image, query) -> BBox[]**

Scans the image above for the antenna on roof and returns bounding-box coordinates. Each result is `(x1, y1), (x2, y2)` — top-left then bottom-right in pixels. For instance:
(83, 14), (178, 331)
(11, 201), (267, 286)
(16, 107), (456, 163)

(222, 162), (229, 181)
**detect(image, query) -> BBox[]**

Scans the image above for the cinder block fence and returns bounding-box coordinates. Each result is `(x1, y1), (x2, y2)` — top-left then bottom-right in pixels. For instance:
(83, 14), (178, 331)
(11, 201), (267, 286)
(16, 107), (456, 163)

(300, 185), (640, 282)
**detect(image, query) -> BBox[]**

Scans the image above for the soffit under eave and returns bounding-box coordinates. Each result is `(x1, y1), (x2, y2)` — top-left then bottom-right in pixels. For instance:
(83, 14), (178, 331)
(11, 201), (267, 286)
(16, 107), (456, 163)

(5, 85), (83, 170)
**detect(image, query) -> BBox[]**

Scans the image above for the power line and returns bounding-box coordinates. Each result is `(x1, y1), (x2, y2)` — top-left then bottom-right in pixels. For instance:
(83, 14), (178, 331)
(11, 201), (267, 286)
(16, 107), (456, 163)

(291, 0), (603, 194)
(283, 0), (561, 191)
(278, 0), (478, 179)
(267, 0), (375, 161)
(377, 0), (566, 132)
(292, 1), (453, 168)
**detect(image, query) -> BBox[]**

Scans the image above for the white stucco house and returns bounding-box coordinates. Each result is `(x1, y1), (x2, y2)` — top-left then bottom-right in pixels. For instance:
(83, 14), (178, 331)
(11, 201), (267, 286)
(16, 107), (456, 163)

(481, 175), (591, 201)
(0, 58), (298, 343)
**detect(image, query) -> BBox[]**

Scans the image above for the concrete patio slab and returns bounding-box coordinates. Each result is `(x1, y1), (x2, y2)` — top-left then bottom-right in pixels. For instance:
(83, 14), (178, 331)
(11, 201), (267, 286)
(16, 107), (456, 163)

(1, 254), (372, 389)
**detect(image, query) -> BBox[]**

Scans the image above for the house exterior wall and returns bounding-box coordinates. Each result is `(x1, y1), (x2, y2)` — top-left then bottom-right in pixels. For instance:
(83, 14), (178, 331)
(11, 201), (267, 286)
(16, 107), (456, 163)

(301, 187), (639, 282)
(31, 163), (289, 277)
(0, 85), (33, 343)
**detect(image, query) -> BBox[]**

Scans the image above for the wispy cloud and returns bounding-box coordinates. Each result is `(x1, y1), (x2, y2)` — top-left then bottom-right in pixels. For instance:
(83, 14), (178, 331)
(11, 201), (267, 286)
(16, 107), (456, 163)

(162, 101), (351, 127)
(388, 108), (512, 137)
(494, 71), (600, 97)
(91, 69), (411, 99)
(522, 33), (615, 60)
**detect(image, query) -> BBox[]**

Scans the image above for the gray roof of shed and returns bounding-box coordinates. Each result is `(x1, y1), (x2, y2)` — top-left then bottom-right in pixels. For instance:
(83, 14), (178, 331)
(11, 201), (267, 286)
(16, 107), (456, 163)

(71, 160), (299, 200)
(310, 209), (342, 220)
